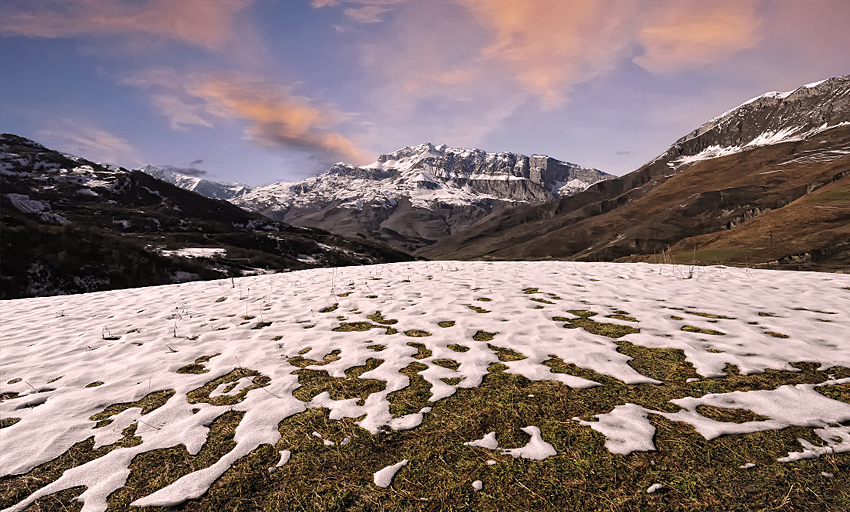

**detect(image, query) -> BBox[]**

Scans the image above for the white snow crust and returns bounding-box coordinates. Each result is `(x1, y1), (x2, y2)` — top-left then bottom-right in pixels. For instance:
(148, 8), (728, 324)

(373, 459), (408, 488)
(1, 261), (849, 511)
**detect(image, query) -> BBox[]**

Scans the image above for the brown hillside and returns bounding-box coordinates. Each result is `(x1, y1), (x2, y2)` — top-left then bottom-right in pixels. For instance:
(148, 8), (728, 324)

(419, 125), (850, 269)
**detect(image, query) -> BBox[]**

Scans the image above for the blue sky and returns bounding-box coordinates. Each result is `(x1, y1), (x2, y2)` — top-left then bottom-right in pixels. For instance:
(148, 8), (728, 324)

(2, 0), (849, 185)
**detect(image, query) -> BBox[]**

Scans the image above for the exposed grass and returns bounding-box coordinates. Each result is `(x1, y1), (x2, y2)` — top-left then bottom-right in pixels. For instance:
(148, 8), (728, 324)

(555, 310), (641, 338)
(765, 331), (790, 339)
(337, 292), (352, 297)
(523, 288), (539, 294)
(758, 312), (778, 317)
(89, 389), (175, 428)
(448, 344), (470, 353)
(293, 359), (386, 404)
(472, 331), (497, 342)
(366, 312), (398, 325)
(695, 405), (771, 423)
(432, 359), (460, 370)
(438, 321), (456, 328)
(404, 330), (432, 338)
(367, 344), (386, 352)
(465, 304), (490, 314)
(681, 325), (726, 336)
(333, 321), (397, 335)
(531, 298), (555, 304)
(476, 298), (492, 302)
(6, 378), (21, 385)
(607, 313), (638, 322)
(215, 297), (227, 302)
(0, 423), (142, 510)
(0, 418), (22, 429)
(388, 362), (431, 417)
(187, 369), (270, 407)
(407, 342), (432, 359)
(251, 321), (273, 330)
(686, 311), (736, 320)
(85, 381), (104, 388)
(8, 356), (850, 512)
(106, 411), (243, 509)
(288, 350), (341, 368)
(488, 344), (527, 362)
(319, 304), (339, 313)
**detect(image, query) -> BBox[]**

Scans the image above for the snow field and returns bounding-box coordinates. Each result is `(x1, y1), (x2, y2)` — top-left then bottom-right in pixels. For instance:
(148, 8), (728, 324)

(1, 261), (849, 511)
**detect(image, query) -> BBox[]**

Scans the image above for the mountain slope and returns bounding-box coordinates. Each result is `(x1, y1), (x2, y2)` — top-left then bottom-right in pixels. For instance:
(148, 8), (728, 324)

(231, 143), (611, 252)
(1, 134), (411, 299)
(139, 165), (252, 200)
(419, 75), (850, 270)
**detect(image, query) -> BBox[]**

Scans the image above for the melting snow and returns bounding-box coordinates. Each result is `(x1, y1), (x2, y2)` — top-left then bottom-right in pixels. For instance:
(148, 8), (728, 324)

(1, 261), (849, 511)
(373, 459), (408, 488)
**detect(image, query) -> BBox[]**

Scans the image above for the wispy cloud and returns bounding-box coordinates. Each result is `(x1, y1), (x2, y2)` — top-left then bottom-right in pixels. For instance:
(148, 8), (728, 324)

(312, 0), (407, 23)
(635, 0), (762, 73)
(0, 0), (255, 49)
(123, 70), (372, 165)
(38, 122), (138, 166)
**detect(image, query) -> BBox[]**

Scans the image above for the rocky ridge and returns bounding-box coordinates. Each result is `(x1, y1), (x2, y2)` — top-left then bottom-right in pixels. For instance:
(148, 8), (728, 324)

(231, 143), (611, 252)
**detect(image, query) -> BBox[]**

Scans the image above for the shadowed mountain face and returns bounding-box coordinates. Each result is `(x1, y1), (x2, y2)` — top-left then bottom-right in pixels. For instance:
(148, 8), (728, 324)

(0, 134), (411, 299)
(418, 75), (850, 271)
(230, 143), (612, 253)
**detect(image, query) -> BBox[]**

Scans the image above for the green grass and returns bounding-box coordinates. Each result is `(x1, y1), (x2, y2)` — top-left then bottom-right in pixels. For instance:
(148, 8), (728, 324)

(293, 359), (385, 404)
(681, 325), (726, 336)
(554, 310), (641, 338)
(89, 389), (175, 428)
(465, 304), (490, 314)
(187, 369), (270, 407)
(472, 331), (497, 342)
(438, 321), (456, 328)
(488, 344), (527, 362)
(686, 311), (735, 320)
(765, 331), (790, 339)
(448, 344), (470, 352)
(404, 330), (432, 338)
(407, 342), (432, 359)
(5, 353), (850, 511)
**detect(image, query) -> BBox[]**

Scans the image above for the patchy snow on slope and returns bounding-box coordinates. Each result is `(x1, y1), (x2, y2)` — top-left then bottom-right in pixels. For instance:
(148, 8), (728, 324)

(1, 261), (849, 511)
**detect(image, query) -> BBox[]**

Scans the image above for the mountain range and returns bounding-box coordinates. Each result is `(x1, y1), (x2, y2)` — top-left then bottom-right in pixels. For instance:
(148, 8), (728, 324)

(418, 75), (850, 270)
(223, 144), (610, 253)
(0, 135), (410, 299)
(3, 74), (848, 299)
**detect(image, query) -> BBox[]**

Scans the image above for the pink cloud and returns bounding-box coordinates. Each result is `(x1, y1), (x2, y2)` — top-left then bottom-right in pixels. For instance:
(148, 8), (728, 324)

(0, 0), (255, 49)
(124, 70), (372, 164)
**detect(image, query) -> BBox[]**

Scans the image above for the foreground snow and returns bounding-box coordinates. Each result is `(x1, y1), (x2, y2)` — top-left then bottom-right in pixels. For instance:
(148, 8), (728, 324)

(1, 261), (849, 511)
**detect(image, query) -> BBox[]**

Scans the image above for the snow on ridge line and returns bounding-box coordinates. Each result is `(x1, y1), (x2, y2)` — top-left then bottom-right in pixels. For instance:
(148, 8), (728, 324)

(1, 261), (849, 511)
(670, 121), (850, 168)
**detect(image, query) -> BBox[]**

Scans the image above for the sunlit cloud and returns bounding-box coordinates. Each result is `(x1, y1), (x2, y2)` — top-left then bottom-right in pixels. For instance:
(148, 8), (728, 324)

(0, 0), (254, 49)
(123, 70), (372, 165)
(635, 0), (762, 73)
(38, 123), (138, 166)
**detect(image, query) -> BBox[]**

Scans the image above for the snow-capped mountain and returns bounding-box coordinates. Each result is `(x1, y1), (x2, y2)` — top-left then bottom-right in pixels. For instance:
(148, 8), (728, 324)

(1, 134), (410, 298)
(231, 143), (611, 252)
(139, 165), (252, 200)
(662, 75), (850, 169)
(420, 74), (850, 267)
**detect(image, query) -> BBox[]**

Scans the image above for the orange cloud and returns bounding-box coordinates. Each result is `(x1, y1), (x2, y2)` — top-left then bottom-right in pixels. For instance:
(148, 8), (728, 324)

(451, 0), (639, 106)
(635, 0), (762, 73)
(0, 0), (254, 49)
(124, 70), (371, 164)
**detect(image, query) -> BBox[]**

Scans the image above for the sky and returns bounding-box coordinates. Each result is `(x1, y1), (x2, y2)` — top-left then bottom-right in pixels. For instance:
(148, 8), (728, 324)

(1, 1), (849, 186)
